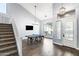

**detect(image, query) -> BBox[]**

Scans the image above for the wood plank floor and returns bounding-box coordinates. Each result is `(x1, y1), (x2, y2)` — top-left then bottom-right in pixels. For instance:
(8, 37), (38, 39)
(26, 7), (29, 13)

(22, 38), (79, 56)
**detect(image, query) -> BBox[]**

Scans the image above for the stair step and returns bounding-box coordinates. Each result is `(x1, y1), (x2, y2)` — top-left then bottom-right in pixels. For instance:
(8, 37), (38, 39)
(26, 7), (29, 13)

(0, 24), (12, 27)
(0, 41), (16, 46)
(0, 43), (16, 49)
(0, 23), (18, 56)
(9, 52), (18, 56)
(0, 29), (13, 32)
(0, 25), (12, 28)
(0, 39), (15, 43)
(0, 23), (11, 25)
(0, 37), (15, 41)
(0, 34), (14, 37)
(0, 28), (12, 30)
(0, 32), (13, 35)
(0, 35), (14, 38)
(0, 45), (16, 51)
(0, 24), (11, 26)
(0, 50), (18, 56)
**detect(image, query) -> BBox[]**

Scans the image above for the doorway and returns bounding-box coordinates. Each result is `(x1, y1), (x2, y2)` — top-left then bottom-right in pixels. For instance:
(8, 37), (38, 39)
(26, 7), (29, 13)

(44, 23), (53, 38)
(56, 9), (76, 48)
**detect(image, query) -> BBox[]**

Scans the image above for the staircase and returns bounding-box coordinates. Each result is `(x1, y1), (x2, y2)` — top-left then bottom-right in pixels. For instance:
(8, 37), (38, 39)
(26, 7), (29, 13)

(0, 23), (18, 56)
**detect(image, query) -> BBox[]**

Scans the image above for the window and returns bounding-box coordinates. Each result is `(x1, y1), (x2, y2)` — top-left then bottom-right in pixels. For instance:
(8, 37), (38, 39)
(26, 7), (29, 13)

(0, 3), (6, 13)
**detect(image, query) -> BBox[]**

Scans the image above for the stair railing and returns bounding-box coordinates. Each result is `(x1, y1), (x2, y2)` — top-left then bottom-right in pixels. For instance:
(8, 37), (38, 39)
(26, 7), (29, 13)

(0, 13), (22, 56)
(10, 18), (22, 56)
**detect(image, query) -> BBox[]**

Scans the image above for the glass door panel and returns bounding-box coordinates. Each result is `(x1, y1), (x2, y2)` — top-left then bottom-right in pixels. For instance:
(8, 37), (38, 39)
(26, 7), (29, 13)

(56, 20), (62, 39)
(56, 10), (75, 48)
(62, 17), (74, 47)
(62, 17), (73, 41)
(44, 23), (53, 38)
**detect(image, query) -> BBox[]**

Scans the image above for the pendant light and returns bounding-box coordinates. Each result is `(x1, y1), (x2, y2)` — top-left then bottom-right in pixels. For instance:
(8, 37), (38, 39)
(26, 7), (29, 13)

(32, 4), (38, 25)
(59, 3), (66, 15)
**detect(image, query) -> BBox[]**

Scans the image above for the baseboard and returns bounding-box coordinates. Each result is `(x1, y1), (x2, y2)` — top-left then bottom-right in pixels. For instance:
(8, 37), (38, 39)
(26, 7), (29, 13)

(44, 37), (53, 39)
(53, 42), (79, 51)
(53, 42), (63, 46)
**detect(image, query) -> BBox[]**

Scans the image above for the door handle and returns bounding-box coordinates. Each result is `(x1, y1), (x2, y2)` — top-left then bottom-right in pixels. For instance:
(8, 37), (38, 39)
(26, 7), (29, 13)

(63, 34), (65, 37)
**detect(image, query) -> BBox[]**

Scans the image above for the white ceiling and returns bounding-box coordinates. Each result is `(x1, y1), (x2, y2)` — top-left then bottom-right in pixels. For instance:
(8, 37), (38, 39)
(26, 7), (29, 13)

(19, 3), (53, 20)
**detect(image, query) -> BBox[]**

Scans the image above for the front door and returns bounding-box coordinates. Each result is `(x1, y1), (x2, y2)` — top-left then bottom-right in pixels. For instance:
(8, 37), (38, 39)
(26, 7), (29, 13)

(62, 17), (74, 47)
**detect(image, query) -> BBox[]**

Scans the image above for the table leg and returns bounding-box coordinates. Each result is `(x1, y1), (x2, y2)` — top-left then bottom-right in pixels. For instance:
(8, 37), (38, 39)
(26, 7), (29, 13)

(30, 37), (33, 44)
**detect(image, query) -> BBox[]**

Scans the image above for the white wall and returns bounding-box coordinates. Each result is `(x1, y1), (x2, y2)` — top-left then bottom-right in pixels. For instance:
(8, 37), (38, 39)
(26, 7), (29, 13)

(40, 4), (53, 37)
(6, 3), (41, 38)
(6, 3), (41, 56)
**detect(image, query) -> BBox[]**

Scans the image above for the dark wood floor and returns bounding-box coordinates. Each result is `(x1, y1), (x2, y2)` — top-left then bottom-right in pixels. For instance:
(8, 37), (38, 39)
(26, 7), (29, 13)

(22, 38), (79, 56)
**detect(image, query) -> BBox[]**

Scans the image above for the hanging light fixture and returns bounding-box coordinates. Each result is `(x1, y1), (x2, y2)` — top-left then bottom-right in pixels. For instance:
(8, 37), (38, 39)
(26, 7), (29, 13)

(59, 4), (66, 15)
(32, 4), (38, 25)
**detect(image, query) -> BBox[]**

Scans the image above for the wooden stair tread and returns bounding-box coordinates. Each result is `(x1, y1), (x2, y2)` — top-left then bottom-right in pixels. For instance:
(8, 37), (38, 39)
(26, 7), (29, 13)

(0, 28), (12, 31)
(0, 45), (16, 51)
(0, 25), (12, 27)
(0, 34), (14, 37)
(0, 50), (17, 56)
(0, 32), (13, 34)
(0, 38), (15, 41)
(0, 23), (11, 25)
(0, 41), (16, 46)
(0, 24), (11, 25)
(0, 27), (12, 29)
(0, 26), (12, 28)
(0, 23), (18, 56)
(0, 30), (13, 32)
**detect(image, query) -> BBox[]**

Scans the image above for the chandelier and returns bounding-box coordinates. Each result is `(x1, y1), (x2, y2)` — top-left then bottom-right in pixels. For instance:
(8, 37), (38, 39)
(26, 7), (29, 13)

(59, 4), (66, 15)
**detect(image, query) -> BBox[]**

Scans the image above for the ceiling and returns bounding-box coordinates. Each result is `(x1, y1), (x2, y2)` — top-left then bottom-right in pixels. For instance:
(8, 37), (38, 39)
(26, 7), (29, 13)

(19, 3), (53, 20)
